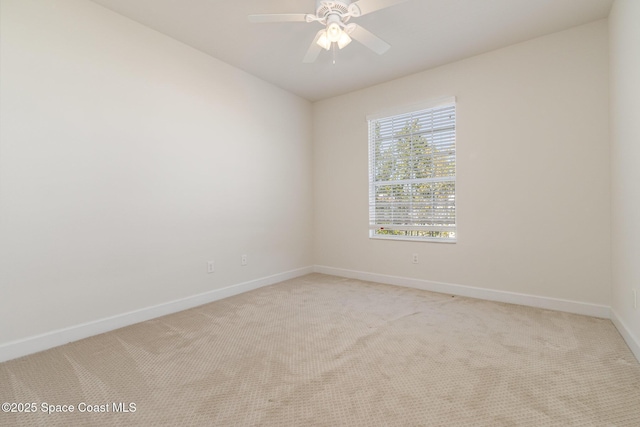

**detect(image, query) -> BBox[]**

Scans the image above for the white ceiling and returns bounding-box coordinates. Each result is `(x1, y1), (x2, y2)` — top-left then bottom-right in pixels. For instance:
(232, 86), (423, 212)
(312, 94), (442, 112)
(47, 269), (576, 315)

(89, 0), (614, 102)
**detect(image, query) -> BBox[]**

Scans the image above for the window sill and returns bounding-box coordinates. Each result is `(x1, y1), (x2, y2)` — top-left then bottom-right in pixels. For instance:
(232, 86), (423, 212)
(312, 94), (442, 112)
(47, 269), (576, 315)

(369, 235), (457, 244)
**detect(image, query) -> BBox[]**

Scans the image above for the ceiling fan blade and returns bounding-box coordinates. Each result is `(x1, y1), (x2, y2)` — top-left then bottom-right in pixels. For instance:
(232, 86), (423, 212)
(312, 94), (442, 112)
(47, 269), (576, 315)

(248, 14), (309, 23)
(348, 24), (391, 55)
(303, 30), (326, 63)
(350, 0), (408, 16)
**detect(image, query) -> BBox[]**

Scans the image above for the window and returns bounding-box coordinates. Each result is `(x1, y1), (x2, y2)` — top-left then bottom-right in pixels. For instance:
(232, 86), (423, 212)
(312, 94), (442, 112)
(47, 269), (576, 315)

(368, 98), (456, 242)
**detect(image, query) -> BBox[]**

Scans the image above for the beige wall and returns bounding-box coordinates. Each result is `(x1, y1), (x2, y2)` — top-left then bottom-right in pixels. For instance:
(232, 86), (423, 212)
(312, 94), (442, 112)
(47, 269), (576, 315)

(0, 0), (313, 345)
(313, 21), (611, 305)
(610, 0), (640, 351)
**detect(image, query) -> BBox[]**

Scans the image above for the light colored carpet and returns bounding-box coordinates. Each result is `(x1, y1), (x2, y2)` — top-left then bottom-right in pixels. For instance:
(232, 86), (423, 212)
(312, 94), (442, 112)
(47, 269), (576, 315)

(0, 273), (638, 426)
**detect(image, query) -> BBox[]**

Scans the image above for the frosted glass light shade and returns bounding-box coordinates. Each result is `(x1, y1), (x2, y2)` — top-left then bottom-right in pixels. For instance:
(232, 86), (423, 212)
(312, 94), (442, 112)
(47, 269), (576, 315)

(327, 22), (342, 42)
(316, 31), (331, 50)
(337, 32), (352, 49)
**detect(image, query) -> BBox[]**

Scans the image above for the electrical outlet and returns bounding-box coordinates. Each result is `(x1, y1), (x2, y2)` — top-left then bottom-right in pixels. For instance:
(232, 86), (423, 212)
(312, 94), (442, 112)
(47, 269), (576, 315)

(207, 261), (215, 274)
(241, 254), (248, 266)
(412, 253), (419, 264)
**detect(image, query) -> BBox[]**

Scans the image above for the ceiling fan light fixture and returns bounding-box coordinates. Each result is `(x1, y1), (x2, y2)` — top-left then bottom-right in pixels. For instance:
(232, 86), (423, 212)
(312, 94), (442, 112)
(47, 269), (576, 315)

(316, 31), (331, 50)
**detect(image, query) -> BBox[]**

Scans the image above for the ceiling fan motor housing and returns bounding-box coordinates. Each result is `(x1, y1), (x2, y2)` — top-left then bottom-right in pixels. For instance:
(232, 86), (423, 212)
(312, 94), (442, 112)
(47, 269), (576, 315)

(315, 1), (361, 24)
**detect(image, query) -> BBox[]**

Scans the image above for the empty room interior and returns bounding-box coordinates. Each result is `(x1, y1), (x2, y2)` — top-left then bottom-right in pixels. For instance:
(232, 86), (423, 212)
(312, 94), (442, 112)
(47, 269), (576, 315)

(1, 0), (639, 425)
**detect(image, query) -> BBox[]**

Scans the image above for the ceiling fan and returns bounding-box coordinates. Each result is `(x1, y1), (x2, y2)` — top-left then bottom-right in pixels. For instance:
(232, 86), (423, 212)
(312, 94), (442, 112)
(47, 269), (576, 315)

(248, 0), (408, 63)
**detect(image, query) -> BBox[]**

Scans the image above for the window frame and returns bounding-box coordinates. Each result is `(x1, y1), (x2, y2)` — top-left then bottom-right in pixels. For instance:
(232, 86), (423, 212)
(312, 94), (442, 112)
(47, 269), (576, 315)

(367, 97), (457, 243)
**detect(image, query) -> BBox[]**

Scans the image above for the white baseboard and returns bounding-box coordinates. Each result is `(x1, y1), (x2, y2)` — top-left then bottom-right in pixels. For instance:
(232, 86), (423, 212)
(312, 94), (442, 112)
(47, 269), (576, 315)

(610, 310), (640, 363)
(0, 266), (313, 363)
(313, 265), (611, 319)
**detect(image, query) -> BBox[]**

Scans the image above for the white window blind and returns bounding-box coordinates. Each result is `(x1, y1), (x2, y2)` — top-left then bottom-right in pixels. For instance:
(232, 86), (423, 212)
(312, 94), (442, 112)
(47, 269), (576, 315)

(368, 100), (456, 241)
